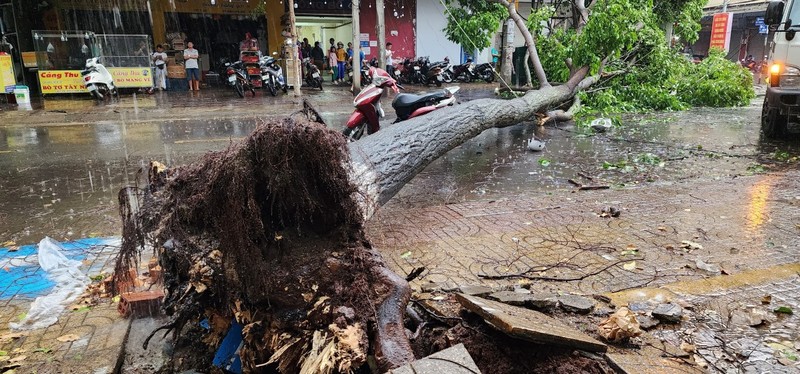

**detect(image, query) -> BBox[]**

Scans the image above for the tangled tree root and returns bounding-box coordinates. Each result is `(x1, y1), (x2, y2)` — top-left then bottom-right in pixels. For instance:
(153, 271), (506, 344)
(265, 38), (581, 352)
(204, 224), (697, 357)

(115, 117), (414, 372)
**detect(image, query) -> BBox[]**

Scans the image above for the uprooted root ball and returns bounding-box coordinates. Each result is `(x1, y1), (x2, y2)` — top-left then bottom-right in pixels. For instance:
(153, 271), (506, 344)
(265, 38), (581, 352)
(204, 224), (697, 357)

(116, 118), (413, 372)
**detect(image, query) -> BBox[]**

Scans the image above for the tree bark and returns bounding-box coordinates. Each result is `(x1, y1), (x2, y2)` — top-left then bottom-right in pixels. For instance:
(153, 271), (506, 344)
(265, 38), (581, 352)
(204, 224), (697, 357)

(288, 0), (302, 96)
(491, 0), (550, 88)
(500, 18), (514, 84)
(352, 0), (361, 89)
(349, 67), (594, 218)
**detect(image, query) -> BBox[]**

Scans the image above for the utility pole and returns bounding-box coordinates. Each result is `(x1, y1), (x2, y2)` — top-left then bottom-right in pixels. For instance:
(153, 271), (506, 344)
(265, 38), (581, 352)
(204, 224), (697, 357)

(288, 0), (302, 96)
(352, 0), (361, 89)
(376, 0), (386, 70)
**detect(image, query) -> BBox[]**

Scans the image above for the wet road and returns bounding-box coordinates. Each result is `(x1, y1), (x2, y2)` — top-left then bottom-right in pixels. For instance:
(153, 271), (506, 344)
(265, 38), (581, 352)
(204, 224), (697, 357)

(0, 85), (798, 245)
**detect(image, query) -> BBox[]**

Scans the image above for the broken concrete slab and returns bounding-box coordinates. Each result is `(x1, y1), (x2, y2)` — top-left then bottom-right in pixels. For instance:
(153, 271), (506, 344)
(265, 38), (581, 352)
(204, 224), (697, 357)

(652, 303), (683, 323)
(420, 281), (459, 293)
(605, 351), (703, 374)
(487, 291), (531, 307)
(635, 314), (660, 329)
(529, 293), (559, 310)
(387, 343), (481, 374)
(458, 285), (493, 297)
(456, 293), (607, 352)
(558, 294), (595, 314)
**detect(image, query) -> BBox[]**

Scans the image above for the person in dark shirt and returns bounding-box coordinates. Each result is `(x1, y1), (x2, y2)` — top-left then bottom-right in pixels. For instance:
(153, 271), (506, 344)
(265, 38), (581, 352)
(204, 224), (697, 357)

(311, 41), (325, 78)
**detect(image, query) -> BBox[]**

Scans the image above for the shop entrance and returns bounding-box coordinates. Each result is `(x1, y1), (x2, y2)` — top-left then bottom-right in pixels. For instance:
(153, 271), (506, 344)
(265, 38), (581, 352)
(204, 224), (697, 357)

(296, 16), (352, 53)
(164, 13), (267, 74)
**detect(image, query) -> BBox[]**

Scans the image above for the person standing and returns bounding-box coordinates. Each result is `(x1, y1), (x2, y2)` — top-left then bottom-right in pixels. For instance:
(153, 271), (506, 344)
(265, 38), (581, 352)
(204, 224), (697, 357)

(328, 45), (338, 83)
(152, 44), (167, 91)
(311, 41), (325, 79)
(184, 41), (200, 91)
(385, 42), (395, 78)
(336, 42), (347, 84)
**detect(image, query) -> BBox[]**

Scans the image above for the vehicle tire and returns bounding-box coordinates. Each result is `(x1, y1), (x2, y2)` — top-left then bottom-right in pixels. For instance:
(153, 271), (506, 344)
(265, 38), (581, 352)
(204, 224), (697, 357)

(484, 73), (495, 83)
(761, 100), (787, 139)
(266, 76), (277, 96)
(316, 77), (323, 91)
(442, 71), (453, 83)
(282, 84), (288, 94)
(91, 89), (103, 102)
(435, 78), (442, 87)
(250, 84), (256, 97)
(342, 124), (364, 142)
(234, 80), (245, 98)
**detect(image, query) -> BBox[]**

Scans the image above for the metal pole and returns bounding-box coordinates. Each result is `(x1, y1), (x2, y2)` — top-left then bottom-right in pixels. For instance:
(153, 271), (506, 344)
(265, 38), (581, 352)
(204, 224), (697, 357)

(288, 0), (301, 96)
(352, 0), (361, 89)
(376, 0), (386, 70)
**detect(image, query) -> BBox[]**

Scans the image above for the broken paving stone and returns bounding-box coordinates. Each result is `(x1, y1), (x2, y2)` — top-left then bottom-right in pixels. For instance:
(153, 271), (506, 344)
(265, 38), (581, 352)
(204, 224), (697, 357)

(456, 293), (606, 352)
(387, 343), (480, 374)
(420, 281), (459, 293)
(652, 303), (683, 323)
(627, 302), (655, 313)
(729, 307), (772, 327)
(487, 291), (531, 307)
(635, 314), (660, 329)
(457, 285), (493, 297)
(528, 293), (559, 310)
(558, 294), (595, 314)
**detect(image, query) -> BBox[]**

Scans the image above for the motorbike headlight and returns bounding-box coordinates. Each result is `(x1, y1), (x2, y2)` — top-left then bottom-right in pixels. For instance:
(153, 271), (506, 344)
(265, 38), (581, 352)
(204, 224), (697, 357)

(780, 65), (800, 88)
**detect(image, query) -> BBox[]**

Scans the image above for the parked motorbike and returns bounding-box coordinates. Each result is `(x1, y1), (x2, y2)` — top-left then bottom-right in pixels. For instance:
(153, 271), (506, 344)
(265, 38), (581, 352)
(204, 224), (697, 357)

(444, 58), (474, 83)
(225, 61), (256, 98)
(426, 57), (449, 87)
(81, 57), (118, 102)
(261, 53), (288, 96)
(342, 67), (459, 141)
(472, 62), (495, 83)
(302, 58), (323, 90)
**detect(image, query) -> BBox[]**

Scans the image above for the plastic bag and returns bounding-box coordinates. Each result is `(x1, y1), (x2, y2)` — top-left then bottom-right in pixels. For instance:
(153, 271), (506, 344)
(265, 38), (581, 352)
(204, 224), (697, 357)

(10, 237), (89, 330)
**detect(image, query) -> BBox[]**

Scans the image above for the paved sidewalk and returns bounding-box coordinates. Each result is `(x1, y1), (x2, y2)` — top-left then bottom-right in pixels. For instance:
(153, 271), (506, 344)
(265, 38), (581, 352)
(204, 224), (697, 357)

(0, 238), (130, 374)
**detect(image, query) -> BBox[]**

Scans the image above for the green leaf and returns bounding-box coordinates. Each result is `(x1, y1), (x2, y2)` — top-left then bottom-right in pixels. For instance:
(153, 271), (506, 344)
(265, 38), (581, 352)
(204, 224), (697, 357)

(400, 251), (412, 259)
(538, 158), (551, 167)
(0, 350), (7, 356)
(33, 347), (52, 354)
(774, 306), (793, 314)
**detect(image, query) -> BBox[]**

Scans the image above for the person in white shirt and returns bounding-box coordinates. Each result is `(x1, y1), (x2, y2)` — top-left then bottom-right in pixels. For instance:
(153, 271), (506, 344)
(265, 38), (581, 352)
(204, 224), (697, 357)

(183, 41), (200, 91)
(152, 44), (167, 91)
(385, 42), (395, 78)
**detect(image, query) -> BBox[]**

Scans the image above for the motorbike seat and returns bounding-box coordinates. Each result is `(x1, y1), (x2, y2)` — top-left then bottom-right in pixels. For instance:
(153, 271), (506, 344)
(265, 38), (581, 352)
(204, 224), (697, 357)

(392, 91), (448, 109)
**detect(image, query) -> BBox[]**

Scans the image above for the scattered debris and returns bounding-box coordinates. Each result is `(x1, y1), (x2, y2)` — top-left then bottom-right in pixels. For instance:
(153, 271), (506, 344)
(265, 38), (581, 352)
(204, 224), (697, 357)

(557, 294), (596, 314)
(635, 314), (660, 330)
(456, 293), (607, 352)
(386, 343), (480, 374)
(694, 259), (721, 275)
(590, 118), (613, 133)
(118, 291), (165, 318)
(652, 303), (683, 323)
(680, 240), (703, 251)
(599, 206), (621, 217)
(457, 285), (493, 297)
(729, 307), (773, 327)
(526, 138), (545, 152)
(597, 307), (642, 342)
(56, 334), (81, 343)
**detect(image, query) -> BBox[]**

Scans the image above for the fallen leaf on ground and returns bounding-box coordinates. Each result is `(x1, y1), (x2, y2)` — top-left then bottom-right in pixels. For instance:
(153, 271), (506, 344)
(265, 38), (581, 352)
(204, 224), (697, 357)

(623, 261), (636, 271)
(695, 259), (721, 274)
(0, 350), (6, 356)
(1, 241), (15, 247)
(32, 348), (51, 354)
(8, 355), (26, 363)
(680, 342), (696, 353)
(597, 307), (641, 342)
(400, 251), (412, 259)
(657, 226), (667, 232)
(680, 240), (703, 251)
(774, 306), (793, 315)
(56, 334), (81, 343)
(762, 295), (772, 304)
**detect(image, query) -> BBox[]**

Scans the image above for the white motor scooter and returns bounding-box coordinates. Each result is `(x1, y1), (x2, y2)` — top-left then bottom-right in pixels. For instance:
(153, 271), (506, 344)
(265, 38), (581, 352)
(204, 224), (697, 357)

(81, 57), (118, 101)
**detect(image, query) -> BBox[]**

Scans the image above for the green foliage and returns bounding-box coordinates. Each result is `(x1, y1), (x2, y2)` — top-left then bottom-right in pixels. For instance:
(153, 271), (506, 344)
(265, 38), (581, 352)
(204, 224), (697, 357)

(654, 0), (705, 44)
(675, 49), (755, 107)
(442, 0), (506, 51)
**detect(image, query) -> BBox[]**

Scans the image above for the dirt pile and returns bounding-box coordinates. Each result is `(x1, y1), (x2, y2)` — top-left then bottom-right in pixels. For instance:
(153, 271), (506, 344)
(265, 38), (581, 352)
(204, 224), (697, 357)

(115, 117), (413, 372)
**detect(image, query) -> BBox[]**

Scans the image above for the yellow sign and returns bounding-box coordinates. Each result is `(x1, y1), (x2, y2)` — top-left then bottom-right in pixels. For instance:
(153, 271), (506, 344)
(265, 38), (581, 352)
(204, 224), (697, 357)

(39, 70), (84, 93)
(108, 67), (154, 88)
(0, 54), (14, 92)
(39, 67), (154, 94)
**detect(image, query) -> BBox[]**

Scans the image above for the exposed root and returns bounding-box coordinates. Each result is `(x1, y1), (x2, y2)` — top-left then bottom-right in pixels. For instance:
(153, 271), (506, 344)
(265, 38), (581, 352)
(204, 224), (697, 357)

(115, 117), (415, 372)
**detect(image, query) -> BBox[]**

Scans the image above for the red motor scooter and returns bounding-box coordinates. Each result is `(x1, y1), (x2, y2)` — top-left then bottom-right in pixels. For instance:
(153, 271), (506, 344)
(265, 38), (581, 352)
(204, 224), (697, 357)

(342, 68), (459, 141)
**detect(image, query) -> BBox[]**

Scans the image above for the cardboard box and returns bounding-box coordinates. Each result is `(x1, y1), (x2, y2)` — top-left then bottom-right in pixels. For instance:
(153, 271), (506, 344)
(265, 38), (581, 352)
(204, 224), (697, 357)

(167, 65), (186, 79)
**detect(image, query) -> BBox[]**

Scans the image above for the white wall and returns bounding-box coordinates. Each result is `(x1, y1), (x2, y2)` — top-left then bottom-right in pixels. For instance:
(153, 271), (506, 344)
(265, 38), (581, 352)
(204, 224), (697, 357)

(415, 1), (461, 62)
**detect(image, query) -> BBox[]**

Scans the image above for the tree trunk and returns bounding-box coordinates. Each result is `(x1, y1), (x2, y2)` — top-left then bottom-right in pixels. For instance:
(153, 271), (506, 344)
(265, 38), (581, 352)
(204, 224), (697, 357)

(376, 0), (386, 70)
(288, 0), (302, 96)
(500, 18), (514, 84)
(352, 0), (361, 89)
(349, 67), (594, 217)
(492, 0), (550, 88)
